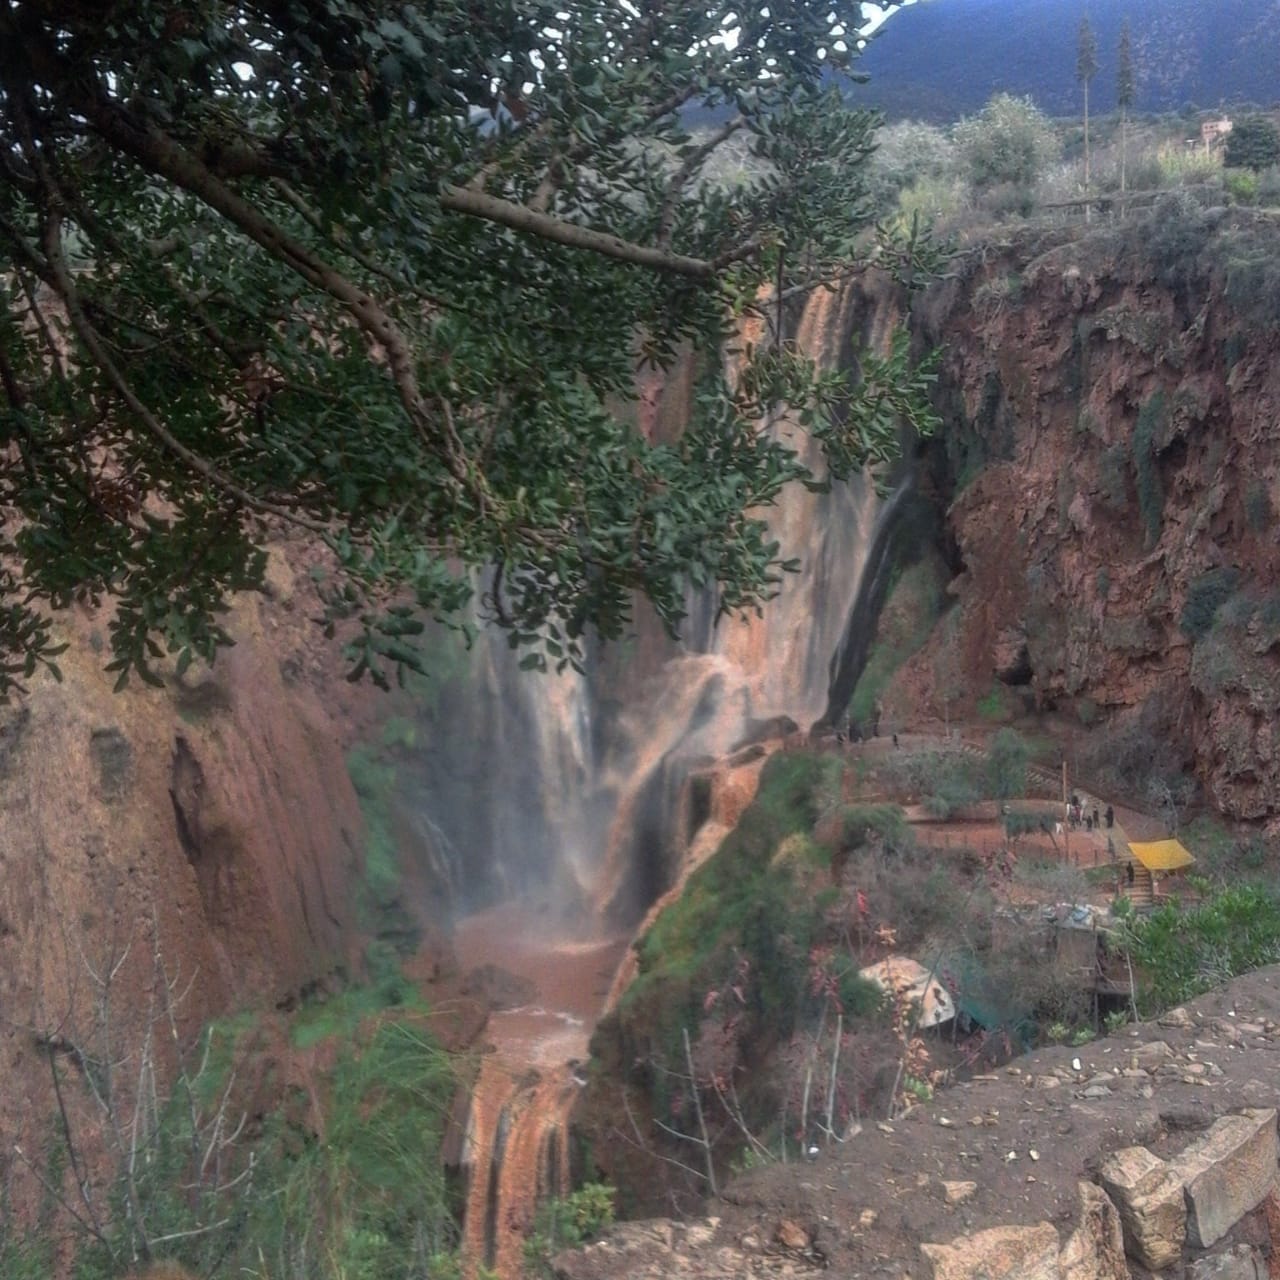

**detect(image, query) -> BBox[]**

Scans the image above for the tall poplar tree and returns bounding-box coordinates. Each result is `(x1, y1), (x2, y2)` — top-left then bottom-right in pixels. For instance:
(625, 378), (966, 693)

(1077, 13), (1099, 217)
(1117, 20), (1135, 196)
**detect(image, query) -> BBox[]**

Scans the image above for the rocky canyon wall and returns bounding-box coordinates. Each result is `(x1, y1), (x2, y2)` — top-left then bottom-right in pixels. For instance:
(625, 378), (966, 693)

(899, 204), (1280, 822)
(0, 545), (370, 1190)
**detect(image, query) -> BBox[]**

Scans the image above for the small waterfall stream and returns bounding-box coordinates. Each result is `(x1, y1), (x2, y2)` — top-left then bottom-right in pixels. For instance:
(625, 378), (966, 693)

(412, 276), (913, 1277)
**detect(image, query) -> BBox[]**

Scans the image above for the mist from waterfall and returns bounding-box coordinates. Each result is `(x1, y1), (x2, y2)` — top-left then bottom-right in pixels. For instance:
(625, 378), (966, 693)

(410, 276), (902, 930)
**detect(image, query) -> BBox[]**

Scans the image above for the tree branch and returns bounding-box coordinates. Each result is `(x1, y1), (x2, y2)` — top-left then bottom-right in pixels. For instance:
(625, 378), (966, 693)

(657, 116), (745, 248)
(439, 184), (717, 278)
(38, 207), (328, 533)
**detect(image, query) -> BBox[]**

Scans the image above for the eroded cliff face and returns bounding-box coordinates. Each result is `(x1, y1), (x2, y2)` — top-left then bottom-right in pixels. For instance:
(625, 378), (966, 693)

(0, 547), (369, 1183)
(902, 209), (1280, 822)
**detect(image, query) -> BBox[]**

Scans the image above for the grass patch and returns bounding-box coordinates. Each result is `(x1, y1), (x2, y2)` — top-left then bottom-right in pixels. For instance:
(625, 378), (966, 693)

(1121, 885), (1280, 1013)
(976, 683), (1017, 722)
(291, 970), (425, 1050)
(265, 1019), (460, 1278)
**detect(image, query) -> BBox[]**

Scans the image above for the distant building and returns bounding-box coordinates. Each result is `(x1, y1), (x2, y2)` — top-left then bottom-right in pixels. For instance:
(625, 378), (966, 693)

(1201, 118), (1234, 153)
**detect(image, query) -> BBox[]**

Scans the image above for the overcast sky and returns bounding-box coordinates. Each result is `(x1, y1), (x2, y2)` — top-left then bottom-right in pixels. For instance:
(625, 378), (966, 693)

(861, 1), (917, 39)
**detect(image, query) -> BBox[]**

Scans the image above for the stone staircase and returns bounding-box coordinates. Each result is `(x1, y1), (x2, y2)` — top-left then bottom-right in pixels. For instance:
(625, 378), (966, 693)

(1126, 862), (1156, 910)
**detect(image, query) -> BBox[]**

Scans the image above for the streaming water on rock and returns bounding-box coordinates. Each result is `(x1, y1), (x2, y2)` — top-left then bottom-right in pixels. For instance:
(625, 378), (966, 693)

(431, 277), (908, 1278)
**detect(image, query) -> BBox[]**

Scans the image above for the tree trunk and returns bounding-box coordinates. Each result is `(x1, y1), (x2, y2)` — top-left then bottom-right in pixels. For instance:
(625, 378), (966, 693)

(1083, 83), (1091, 224)
(1120, 106), (1127, 198)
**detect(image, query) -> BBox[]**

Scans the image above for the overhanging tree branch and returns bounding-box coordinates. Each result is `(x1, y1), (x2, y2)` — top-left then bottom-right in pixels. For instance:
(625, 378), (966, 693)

(440, 184), (721, 278)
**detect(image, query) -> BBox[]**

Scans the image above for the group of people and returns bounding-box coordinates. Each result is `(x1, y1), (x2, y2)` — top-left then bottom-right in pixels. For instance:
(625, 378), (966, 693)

(1065, 793), (1115, 833)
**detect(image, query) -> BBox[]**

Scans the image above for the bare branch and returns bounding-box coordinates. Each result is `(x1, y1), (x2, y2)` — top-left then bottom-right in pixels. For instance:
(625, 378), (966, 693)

(440, 184), (718, 278)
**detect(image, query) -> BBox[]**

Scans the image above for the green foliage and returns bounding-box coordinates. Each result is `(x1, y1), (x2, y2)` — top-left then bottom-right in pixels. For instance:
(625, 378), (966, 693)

(925, 772), (979, 819)
(1131, 392), (1167, 547)
(1224, 116), (1280, 172)
(0, 0), (940, 695)
(348, 742), (402, 911)
(524, 1182), (616, 1274)
(1182, 815), (1273, 884)
(1225, 170), (1259, 205)
(1179, 567), (1241, 639)
(839, 804), (916, 855)
(626, 751), (839, 1064)
(1221, 228), (1280, 331)
(1104, 1008), (1131, 1034)
(838, 971), (888, 1019)
(879, 746), (981, 803)
(1124, 885), (1280, 1012)
(291, 967), (423, 1050)
(15, 971), (462, 1280)
(976, 683), (1016, 722)
(1244, 481), (1272, 532)
(1115, 21), (1135, 111)
(954, 94), (1058, 190)
(1258, 166), (1280, 207)
(896, 173), (968, 228)
(1143, 193), (1218, 292)
(1004, 809), (1058, 837)
(866, 120), (957, 212)
(264, 1019), (460, 1279)
(1076, 16), (1098, 88)
(985, 728), (1029, 800)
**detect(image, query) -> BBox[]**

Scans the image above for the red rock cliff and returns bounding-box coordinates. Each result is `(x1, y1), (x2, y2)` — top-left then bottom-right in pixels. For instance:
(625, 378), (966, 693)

(0, 546), (368, 1179)
(903, 206), (1280, 822)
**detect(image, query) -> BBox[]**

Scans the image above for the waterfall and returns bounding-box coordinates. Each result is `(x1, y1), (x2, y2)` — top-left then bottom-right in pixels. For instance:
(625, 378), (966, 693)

(412, 276), (901, 931)
(418, 274), (909, 1279)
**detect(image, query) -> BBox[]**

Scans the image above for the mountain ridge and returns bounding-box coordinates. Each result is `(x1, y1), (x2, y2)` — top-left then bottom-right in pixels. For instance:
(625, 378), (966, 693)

(847, 0), (1280, 122)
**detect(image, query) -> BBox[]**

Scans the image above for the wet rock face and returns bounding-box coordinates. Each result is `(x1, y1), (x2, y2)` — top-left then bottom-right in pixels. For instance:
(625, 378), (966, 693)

(894, 224), (1280, 822)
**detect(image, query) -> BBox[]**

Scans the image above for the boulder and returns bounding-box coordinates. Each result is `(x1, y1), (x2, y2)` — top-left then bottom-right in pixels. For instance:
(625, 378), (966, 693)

(1186, 1245), (1267, 1279)
(941, 1180), (978, 1207)
(1131, 1039), (1175, 1069)
(921, 1222), (1059, 1280)
(1097, 1145), (1186, 1271)
(1174, 1108), (1279, 1249)
(1058, 1181), (1128, 1280)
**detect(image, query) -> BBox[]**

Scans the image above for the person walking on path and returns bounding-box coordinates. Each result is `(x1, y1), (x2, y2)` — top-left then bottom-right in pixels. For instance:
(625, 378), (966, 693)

(1105, 805), (1114, 829)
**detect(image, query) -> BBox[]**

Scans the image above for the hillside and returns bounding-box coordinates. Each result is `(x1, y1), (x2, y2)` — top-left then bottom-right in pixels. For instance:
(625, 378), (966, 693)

(849, 0), (1280, 122)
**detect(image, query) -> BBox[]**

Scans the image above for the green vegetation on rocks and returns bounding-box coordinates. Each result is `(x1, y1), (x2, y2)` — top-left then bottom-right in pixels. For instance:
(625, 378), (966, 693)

(1121, 886), (1280, 1013)
(1131, 391), (1167, 547)
(2, 973), (462, 1280)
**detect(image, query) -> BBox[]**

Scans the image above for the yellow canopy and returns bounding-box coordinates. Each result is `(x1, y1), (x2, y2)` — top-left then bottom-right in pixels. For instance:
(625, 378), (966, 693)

(1128, 839), (1195, 871)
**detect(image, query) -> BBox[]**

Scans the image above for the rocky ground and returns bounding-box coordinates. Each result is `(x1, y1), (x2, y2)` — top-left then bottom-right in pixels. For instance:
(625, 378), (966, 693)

(554, 966), (1280, 1279)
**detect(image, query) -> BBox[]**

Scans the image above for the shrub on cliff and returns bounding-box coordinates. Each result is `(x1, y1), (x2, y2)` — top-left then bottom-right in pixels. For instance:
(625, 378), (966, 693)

(1130, 392), (1167, 547)
(1180, 568), (1242, 639)
(954, 94), (1059, 192)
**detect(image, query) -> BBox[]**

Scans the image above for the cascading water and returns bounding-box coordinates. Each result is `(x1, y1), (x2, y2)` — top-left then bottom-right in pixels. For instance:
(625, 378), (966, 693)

(408, 276), (911, 1278)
